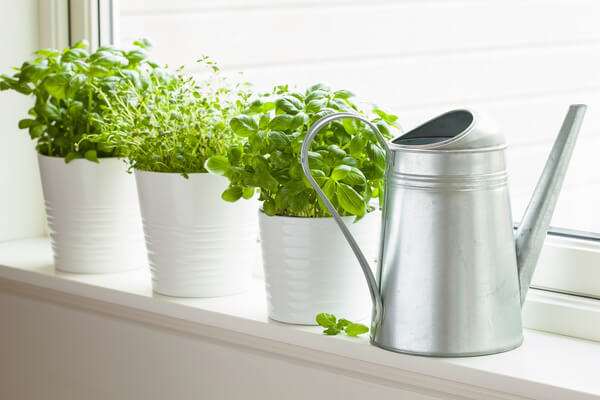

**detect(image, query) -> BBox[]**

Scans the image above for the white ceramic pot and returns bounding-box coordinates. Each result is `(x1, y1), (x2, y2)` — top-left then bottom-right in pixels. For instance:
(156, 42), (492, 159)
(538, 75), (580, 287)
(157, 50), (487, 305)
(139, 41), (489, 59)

(38, 154), (146, 273)
(259, 211), (380, 325)
(135, 170), (258, 297)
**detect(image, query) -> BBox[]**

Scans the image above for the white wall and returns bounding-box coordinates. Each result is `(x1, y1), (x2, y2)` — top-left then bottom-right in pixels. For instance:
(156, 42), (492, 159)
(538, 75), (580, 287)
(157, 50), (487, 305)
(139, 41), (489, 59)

(118, 0), (600, 232)
(0, 0), (45, 241)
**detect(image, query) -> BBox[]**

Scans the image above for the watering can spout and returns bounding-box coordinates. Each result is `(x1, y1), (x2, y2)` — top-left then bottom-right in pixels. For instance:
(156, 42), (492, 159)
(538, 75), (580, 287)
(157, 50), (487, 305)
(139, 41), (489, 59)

(515, 104), (587, 305)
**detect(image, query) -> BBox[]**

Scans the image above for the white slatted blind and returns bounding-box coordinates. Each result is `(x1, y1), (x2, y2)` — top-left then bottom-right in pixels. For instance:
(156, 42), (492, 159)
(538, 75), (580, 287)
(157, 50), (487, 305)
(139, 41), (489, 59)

(117, 0), (600, 232)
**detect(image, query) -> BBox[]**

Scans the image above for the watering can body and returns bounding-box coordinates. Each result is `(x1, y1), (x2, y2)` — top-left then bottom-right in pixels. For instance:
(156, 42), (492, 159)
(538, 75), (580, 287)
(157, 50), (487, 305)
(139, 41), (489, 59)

(301, 106), (586, 356)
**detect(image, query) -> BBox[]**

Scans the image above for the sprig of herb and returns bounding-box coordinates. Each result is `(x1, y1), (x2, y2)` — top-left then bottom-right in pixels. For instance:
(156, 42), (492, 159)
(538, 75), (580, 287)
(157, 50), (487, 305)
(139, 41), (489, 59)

(206, 83), (400, 220)
(0, 39), (160, 161)
(316, 313), (369, 336)
(93, 57), (251, 175)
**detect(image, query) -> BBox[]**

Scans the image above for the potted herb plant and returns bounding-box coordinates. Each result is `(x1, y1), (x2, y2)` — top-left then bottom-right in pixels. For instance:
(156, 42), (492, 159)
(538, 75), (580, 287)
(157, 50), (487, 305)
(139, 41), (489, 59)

(0, 39), (159, 273)
(206, 83), (399, 324)
(95, 60), (258, 297)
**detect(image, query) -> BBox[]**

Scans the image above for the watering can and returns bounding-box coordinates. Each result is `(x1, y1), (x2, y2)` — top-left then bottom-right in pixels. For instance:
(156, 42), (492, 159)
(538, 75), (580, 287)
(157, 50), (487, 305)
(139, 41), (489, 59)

(300, 105), (586, 356)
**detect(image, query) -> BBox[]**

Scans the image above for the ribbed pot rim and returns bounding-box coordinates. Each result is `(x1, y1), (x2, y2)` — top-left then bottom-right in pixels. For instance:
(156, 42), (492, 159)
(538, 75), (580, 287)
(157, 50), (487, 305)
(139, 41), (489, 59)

(37, 153), (124, 163)
(257, 208), (377, 221)
(133, 168), (210, 176)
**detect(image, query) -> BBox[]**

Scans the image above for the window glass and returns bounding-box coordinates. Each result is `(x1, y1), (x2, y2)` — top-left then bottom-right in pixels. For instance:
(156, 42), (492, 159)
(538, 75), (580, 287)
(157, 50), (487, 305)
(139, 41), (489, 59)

(115, 0), (600, 234)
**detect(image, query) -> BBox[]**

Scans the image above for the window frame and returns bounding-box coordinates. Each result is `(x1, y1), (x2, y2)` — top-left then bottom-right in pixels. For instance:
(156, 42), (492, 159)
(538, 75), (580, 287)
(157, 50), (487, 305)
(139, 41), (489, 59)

(37, 0), (600, 342)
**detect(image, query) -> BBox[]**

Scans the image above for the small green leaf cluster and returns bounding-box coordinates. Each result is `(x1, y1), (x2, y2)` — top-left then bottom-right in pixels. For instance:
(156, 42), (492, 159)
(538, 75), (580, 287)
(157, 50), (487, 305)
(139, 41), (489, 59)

(316, 313), (369, 336)
(93, 58), (251, 174)
(206, 83), (400, 219)
(0, 39), (160, 162)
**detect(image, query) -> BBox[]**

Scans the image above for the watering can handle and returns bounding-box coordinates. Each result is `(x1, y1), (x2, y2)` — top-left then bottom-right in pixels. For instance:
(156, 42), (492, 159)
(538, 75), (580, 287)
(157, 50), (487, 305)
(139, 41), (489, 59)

(300, 112), (388, 323)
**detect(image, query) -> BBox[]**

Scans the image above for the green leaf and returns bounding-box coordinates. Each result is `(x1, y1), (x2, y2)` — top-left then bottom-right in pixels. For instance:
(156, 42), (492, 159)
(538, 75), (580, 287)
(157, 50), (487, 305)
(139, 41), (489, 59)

(374, 120), (391, 138)
(92, 52), (129, 68)
(256, 170), (279, 192)
(126, 49), (147, 64)
(334, 89), (355, 99)
(270, 150), (290, 168)
(84, 150), (99, 163)
(327, 144), (346, 158)
(323, 327), (342, 335)
(261, 102), (276, 112)
(305, 98), (328, 114)
(66, 74), (86, 98)
(65, 151), (82, 163)
(322, 179), (337, 202)
(368, 143), (387, 170)
(305, 90), (328, 103)
(348, 136), (365, 156)
(275, 96), (303, 114)
(342, 118), (358, 135)
(337, 183), (365, 216)
(316, 313), (337, 328)
(263, 199), (276, 216)
(330, 98), (353, 112)
(242, 186), (255, 199)
(289, 192), (309, 214)
(18, 119), (38, 129)
(37, 102), (60, 120)
(307, 151), (326, 171)
(72, 39), (89, 49)
(289, 92), (305, 102)
(68, 101), (84, 119)
(248, 99), (275, 114)
(230, 115), (258, 137)
(88, 65), (110, 77)
(331, 164), (351, 181)
(249, 130), (266, 152)
(222, 186), (243, 202)
(29, 124), (47, 139)
(344, 323), (369, 336)
(307, 83), (330, 93)
(307, 169), (327, 187)
(337, 318), (352, 329)
(373, 108), (399, 125)
(311, 108), (337, 121)
(290, 112), (306, 131)
(44, 73), (70, 99)
(61, 48), (88, 62)
(133, 38), (153, 49)
(98, 75), (122, 90)
(341, 167), (366, 186)
(34, 49), (59, 57)
(267, 131), (291, 149)
(205, 155), (230, 175)
(20, 63), (49, 82)
(269, 114), (294, 131)
(259, 112), (272, 129)
(341, 156), (359, 168)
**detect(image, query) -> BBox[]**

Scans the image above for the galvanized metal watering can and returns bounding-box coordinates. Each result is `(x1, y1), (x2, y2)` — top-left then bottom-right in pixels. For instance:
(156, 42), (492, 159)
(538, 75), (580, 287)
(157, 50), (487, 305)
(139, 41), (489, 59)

(300, 105), (586, 356)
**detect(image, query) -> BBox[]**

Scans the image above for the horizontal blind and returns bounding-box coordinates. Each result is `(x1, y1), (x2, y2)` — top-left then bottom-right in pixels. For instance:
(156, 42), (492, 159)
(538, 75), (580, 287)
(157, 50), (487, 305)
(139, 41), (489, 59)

(117, 0), (600, 233)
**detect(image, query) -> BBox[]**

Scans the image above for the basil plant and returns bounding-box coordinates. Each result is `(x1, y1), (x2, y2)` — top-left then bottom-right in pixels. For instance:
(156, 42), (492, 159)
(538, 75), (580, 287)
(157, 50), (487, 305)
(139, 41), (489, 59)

(0, 38), (160, 162)
(206, 83), (400, 220)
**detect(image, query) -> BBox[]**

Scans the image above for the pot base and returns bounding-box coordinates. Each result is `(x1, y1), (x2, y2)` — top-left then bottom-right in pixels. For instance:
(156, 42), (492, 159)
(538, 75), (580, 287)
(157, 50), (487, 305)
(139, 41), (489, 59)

(371, 335), (524, 357)
(135, 171), (258, 298)
(260, 211), (379, 325)
(39, 155), (146, 274)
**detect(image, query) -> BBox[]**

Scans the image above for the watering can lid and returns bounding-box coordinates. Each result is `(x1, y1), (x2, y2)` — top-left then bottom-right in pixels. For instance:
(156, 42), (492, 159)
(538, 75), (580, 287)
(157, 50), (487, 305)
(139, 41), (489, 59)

(391, 109), (505, 150)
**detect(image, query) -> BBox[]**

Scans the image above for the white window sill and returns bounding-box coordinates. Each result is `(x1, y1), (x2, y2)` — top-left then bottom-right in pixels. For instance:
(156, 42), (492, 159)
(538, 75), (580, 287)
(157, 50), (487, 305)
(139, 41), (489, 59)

(0, 237), (599, 400)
